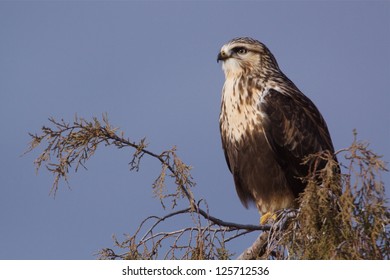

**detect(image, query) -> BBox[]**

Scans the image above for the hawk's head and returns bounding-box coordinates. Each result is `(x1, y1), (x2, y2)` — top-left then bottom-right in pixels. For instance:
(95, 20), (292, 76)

(217, 37), (279, 78)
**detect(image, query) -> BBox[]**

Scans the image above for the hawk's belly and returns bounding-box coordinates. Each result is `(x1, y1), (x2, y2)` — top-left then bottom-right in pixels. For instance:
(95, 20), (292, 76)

(220, 105), (295, 214)
(231, 130), (296, 214)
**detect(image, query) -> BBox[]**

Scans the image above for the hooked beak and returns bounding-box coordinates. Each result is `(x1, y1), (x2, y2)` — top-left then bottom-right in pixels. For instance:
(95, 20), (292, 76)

(217, 51), (228, 63)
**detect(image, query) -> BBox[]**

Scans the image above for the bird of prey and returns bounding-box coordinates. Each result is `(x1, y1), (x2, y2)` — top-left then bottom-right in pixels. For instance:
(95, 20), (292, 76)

(217, 37), (336, 223)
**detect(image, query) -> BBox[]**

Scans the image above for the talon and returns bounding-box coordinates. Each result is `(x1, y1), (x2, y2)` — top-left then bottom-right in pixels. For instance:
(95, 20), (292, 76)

(260, 212), (277, 225)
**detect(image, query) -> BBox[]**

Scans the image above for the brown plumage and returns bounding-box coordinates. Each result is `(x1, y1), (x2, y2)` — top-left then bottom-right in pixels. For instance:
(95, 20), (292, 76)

(217, 37), (336, 217)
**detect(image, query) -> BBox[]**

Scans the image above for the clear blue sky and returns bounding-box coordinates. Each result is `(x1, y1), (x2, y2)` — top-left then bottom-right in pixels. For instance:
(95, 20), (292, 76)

(0, 1), (389, 259)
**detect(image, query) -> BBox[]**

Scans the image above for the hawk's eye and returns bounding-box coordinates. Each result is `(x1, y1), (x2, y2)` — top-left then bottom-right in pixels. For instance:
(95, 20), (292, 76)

(236, 47), (247, 55)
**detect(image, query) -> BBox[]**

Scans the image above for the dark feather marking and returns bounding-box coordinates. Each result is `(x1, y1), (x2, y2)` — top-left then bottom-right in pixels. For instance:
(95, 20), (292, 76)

(238, 79), (244, 94)
(247, 86), (253, 100)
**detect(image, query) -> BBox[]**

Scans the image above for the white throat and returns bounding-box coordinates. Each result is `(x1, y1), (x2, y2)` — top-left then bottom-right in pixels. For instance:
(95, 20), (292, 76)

(221, 59), (244, 78)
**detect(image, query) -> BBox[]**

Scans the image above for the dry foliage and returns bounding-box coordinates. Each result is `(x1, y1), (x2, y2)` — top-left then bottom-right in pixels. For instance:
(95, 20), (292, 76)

(27, 116), (389, 259)
(262, 135), (390, 260)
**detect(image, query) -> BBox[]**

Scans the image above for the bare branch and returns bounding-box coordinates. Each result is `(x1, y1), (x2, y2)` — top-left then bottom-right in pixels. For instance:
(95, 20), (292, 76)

(26, 114), (269, 259)
(236, 232), (269, 260)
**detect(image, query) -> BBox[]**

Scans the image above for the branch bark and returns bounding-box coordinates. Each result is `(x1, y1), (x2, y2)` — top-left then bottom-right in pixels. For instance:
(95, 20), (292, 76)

(236, 232), (269, 260)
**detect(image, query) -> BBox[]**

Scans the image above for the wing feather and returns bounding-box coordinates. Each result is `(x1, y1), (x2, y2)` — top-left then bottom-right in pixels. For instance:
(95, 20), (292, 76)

(260, 88), (336, 197)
